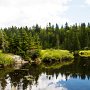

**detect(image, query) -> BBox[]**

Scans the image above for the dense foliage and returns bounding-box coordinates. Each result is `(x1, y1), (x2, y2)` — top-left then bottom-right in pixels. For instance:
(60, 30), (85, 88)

(0, 22), (90, 59)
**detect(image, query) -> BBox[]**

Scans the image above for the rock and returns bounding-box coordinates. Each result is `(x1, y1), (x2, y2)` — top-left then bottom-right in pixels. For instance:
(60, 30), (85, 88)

(13, 55), (29, 64)
(35, 58), (41, 65)
(13, 55), (22, 63)
(31, 58), (41, 65)
(12, 55), (29, 69)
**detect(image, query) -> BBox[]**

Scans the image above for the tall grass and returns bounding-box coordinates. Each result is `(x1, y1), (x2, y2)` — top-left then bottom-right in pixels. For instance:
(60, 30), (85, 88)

(40, 49), (74, 63)
(0, 50), (14, 66)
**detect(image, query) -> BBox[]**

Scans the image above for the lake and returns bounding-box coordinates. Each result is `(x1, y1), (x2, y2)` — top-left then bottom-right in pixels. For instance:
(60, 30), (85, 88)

(0, 56), (90, 90)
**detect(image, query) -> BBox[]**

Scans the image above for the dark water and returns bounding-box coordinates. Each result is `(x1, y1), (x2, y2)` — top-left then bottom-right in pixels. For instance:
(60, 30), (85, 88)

(0, 57), (90, 90)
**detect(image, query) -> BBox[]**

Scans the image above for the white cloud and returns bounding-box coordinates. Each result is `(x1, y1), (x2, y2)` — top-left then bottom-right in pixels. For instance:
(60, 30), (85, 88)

(0, 0), (72, 27)
(85, 0), (90, 5)
(31, 73), (69, 90)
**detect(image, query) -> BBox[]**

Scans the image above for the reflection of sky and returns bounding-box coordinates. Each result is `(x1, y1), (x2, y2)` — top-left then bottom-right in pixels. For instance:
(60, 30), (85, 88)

(29, 73), (70, 90)
(2, 73), (90, 90)
(27, 73), (90, 90)
(3, 77), (11, 90)
(63, 77), (90, 90)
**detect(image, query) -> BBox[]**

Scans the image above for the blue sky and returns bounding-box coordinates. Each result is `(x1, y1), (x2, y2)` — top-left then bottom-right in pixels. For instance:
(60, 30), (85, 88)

(0, 0), (90, 27)
(64, 0), (90, 25)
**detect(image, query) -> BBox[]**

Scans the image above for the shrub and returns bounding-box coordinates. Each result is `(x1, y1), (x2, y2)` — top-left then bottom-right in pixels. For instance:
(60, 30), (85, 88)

(30, 49), (40, 60)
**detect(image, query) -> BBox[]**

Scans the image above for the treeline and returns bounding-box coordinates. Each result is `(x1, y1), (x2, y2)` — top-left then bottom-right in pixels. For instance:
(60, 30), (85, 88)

(0, 22), (90, 59)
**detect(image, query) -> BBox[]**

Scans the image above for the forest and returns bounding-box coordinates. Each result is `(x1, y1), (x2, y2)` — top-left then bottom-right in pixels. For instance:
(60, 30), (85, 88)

(0, 22), (90, 59)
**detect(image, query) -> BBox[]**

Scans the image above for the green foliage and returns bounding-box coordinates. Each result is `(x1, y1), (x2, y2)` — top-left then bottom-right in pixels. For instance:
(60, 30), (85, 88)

(30, 49), (40, 60)
(0, 22), (90, 60)
(40, 50), (74, 63)
(79, 50), (90, 57)
(0, 51), (14, 65)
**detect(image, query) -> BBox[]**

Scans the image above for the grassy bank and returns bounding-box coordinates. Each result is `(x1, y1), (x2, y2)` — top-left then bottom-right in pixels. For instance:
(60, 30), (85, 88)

(79, 50), (90, 57)
(40, 49), (74, 63)
(0, 49), (74, 66)
(0, 50), (14, 66)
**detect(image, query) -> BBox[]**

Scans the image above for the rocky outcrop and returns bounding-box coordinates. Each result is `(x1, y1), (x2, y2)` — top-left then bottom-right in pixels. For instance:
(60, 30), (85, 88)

(12, 55), (29, 69)
(13, 55), (28, 64)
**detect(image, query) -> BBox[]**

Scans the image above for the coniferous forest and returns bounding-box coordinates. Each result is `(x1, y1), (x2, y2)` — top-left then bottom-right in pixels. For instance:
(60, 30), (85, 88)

(0, 22), (90, 59)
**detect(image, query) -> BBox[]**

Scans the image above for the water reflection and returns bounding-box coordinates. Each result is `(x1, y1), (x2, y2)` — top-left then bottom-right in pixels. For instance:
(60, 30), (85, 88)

(0, 57), (90, 90)
(30, 73), (69, 90)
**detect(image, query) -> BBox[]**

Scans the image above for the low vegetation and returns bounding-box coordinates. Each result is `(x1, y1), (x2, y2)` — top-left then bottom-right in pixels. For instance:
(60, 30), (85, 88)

(40, 49), (74, 63)
(79, 50), (90, 57)
(0, 50), (14, 66)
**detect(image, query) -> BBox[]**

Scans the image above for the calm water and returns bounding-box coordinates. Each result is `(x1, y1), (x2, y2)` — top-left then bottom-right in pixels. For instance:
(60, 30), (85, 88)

(0, 57), (90, 90)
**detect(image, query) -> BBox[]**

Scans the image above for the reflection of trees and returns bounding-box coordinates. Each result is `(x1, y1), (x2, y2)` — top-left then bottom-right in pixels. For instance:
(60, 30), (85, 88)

(44, 57), (90, 80)
(22, 79), (31, 90)
(0, 78), (7, 90)
(8, 65), (43, 90)
(9, 70), (29, 90)
(1, 57), (90, 89)
(0, 67), (13, 90)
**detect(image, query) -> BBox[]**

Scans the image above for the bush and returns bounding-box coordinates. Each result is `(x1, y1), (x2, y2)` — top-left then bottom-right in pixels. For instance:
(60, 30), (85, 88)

(30, 49), (40, 60)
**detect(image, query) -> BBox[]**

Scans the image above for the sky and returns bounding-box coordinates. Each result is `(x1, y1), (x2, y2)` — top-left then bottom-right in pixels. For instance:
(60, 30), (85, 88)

(0, 0), (90, 28)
